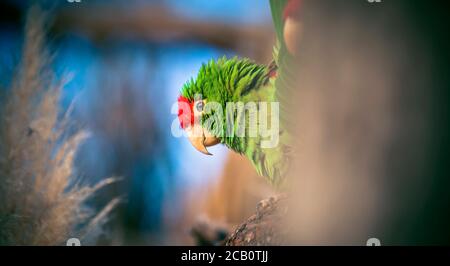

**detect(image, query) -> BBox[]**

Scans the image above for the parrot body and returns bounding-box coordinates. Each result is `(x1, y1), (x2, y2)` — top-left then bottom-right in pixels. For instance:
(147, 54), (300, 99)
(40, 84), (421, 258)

(178, 0), (299, 188)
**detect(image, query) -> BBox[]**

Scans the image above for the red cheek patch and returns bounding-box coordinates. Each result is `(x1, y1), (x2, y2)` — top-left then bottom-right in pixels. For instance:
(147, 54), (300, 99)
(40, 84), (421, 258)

(178, 95), (194, 129)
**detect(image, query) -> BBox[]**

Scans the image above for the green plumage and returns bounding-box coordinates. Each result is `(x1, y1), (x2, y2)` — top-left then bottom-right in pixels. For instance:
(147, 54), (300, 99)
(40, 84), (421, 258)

(180, 0), (293, 188)
(181, 57), (269, 104)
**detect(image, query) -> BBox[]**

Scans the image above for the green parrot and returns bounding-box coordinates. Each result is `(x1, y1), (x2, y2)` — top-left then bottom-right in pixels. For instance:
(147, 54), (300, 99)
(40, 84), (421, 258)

(177, 0), (301, 188)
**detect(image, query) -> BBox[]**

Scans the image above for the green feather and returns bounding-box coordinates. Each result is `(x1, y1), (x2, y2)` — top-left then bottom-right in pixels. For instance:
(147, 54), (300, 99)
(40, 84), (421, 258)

(181, 57), (290, 188)
(180, 1), (295, 188)
(270, 0), (288, 50)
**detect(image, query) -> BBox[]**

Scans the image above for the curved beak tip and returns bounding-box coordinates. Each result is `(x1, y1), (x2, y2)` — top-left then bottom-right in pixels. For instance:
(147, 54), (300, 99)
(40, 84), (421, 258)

(186, 127), (219, 156)
(187, 135), (213, 156)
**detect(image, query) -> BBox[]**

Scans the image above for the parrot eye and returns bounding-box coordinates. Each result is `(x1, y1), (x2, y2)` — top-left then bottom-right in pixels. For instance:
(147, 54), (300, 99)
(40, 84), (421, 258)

(195, 101), (204, 112)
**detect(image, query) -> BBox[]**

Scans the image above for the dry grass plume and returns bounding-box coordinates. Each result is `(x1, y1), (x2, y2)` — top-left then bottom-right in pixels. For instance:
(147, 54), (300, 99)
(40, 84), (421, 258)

(0, 6), (120, 246)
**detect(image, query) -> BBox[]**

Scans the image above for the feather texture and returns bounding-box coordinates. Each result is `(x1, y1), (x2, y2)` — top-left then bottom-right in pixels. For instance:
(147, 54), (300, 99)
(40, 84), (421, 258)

(179, 1), (295, 188)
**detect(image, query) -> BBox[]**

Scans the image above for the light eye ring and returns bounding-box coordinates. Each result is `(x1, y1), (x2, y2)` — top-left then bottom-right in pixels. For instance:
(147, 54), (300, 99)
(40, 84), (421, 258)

(195, 100), (205, 113)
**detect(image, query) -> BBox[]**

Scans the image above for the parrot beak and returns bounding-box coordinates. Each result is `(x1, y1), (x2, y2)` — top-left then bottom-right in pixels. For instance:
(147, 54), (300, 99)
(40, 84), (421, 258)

(186, 124), (220, 156)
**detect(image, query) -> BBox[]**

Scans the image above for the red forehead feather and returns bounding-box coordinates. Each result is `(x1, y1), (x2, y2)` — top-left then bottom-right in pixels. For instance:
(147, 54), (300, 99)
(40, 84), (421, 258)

(178, 95), (194, 129)
(283, 0), (303, 20)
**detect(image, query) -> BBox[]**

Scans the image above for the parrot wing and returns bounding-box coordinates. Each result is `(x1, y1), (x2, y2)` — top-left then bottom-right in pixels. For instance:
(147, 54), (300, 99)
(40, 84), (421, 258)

(246, 0), (298, 187)
(270, 0), (298, 133)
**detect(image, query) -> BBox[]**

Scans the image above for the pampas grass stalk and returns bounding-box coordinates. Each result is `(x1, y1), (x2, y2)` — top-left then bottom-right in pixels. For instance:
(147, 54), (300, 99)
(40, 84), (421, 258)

(0, 5), (119, 246)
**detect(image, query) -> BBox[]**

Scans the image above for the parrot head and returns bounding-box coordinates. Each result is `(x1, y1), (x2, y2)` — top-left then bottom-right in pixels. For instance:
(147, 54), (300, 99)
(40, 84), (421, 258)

(177, 56), (270, 155)
(177, 93), (220, 155)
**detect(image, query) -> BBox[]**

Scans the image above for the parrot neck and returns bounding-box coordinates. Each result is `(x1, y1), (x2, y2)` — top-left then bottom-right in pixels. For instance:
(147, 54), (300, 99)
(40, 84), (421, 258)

(219, 65), (276, 155)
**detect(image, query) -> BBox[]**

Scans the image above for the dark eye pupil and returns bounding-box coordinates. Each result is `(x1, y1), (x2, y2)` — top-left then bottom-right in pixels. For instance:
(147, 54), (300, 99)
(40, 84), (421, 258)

(196, 101), (204, 112)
